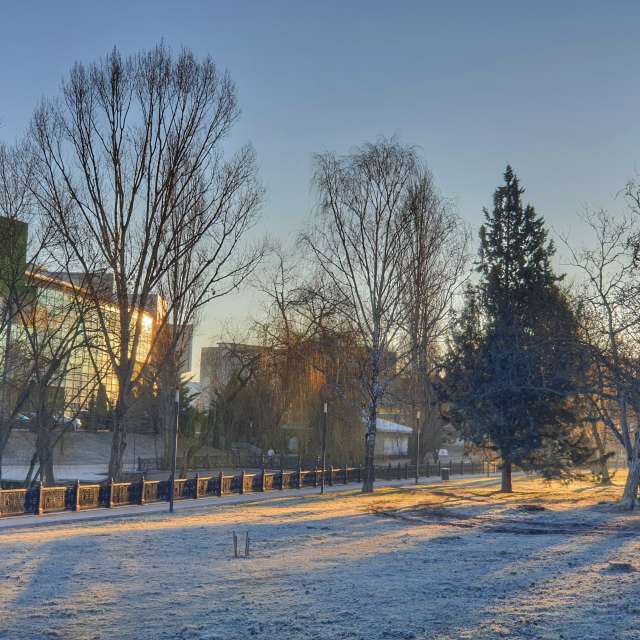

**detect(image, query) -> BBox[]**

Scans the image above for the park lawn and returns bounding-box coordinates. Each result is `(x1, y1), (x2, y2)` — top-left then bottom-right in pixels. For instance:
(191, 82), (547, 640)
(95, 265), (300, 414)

(0, 473), (639, 639)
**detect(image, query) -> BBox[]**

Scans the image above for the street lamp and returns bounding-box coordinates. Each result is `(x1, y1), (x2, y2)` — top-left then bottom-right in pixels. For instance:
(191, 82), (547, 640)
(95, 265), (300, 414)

(415, 410), (421, 484)
(320, 401), (328, 495)
(169, 386), (180, 513)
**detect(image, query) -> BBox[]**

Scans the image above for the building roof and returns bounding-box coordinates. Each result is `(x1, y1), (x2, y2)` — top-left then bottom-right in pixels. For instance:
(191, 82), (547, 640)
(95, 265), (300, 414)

(376, 418), (412, 434)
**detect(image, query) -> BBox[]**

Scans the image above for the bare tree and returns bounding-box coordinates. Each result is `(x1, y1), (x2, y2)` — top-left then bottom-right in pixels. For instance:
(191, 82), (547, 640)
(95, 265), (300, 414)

(305, 139), (421, 492)
(252, 250), (365, 461)
(400, 170), (469, 456)
(16, 270), (103, 485)
(565, 209), (640, 508)
(154, 160), (263, 467)
(0, 141), (44, 480)
(30, 44), (262, 479)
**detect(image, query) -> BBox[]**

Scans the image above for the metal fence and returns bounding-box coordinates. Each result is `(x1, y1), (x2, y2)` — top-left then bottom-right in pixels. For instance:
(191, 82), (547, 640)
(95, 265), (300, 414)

(0, 460), (497, 519)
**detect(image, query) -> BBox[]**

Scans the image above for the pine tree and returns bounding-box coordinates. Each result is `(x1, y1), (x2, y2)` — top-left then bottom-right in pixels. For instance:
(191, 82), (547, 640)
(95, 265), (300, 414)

(86, 383), (110, 431)
(447, 167), (591, 492)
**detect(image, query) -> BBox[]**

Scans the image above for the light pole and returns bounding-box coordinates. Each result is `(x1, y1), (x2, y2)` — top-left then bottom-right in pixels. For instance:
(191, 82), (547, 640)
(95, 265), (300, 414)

(415, 410), (421, 484)
(320, 401), (328, 495)
(169, 386), (180, 513)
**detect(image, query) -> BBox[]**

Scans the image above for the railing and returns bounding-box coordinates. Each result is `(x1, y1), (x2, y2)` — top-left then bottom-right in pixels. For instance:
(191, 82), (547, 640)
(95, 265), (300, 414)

(376, 460), (496, 480)
(0, 460), (497, 519)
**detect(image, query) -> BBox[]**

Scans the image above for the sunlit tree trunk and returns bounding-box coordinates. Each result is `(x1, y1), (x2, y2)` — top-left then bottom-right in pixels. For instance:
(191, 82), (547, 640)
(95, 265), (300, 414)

(621, 427), (640, 510)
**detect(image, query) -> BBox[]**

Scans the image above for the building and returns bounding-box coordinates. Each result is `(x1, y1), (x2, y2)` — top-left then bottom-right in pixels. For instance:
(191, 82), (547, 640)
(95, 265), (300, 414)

(199, 342), (267, 410)
(0, 216), (161, 416)
(23, 269), (158, 413)
(374, 418), (413, 460)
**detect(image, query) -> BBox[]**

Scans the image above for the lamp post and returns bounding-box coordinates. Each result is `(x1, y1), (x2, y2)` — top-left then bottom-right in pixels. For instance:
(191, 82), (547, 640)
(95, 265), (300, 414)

(320, 402), (328, 495)
(169, 386), (180, 513)
(415, 410), (421, 484)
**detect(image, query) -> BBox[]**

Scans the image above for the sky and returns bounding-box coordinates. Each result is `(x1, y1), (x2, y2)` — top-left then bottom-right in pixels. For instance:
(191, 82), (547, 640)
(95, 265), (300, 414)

(1, 1), (639, 377)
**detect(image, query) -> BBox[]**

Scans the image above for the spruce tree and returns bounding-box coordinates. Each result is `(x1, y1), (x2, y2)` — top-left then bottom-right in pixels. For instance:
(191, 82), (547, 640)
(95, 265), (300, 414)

(447, 167), (590, 491)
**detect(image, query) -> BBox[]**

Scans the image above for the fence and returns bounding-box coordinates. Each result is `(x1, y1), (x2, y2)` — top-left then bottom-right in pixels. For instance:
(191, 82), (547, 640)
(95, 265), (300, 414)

(0, 460), (497, 519)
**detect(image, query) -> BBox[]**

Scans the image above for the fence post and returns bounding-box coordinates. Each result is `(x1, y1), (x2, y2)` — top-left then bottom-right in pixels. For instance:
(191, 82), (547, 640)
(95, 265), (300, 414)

(240, 470), (245, 495)
(279, 466), (284, 490)
(313, 464), (318, 488)
(36, 481), (45, 515)
(194, 472), (200, 499)
(329, 464), (334, 487)
(297, 459), (302, 489)
(108, 477), (115, 508)
(74, 479), (81, 512)
(218, 470), (224, 497)
(140, 476), (146, 505)
(343, 464), (348, 485)
(261, 466), (267, 492)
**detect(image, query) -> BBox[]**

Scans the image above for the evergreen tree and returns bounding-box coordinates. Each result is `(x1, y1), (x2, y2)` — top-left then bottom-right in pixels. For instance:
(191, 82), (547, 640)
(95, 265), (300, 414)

(86, 383), (110, 431)
(447, 167), (591, 491)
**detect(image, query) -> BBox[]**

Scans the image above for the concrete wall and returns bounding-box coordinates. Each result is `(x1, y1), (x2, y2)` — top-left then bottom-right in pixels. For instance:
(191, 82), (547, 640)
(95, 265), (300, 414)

(4, 430), (161, 465)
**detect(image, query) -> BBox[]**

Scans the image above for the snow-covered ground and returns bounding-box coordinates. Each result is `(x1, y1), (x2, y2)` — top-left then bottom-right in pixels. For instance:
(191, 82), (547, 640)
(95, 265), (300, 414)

(1, 475), (639, 640)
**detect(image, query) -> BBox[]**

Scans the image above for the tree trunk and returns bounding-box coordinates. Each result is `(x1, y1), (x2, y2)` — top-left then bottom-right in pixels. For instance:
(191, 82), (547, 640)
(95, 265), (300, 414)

(35, 413), (55, 484)
(590, 423), (611, 485)
(362, 401), (377, 493)
(0, 429), (8, 483)
(500, 461), (512, 493)
(599, 459), (612, 486)
(24, 450), (38, 486)
(619, 410), (639, 510)
(160, 386), (174, 468)
(621, 458), (640, 510)
(38, 436), (55, 484)
(108, 408), (128, 480)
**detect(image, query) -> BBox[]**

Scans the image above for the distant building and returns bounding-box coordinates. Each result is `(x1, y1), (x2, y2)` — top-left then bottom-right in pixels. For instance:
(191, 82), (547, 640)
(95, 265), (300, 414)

(0, 216), (164, 415)
(374, 418), (412, 460)
(199, 342), (266, 410)
(24, 269), (158, 413)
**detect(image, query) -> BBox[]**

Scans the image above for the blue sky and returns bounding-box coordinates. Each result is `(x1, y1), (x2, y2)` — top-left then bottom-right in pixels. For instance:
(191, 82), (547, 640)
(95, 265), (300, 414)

(2, 1), (639, 372)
